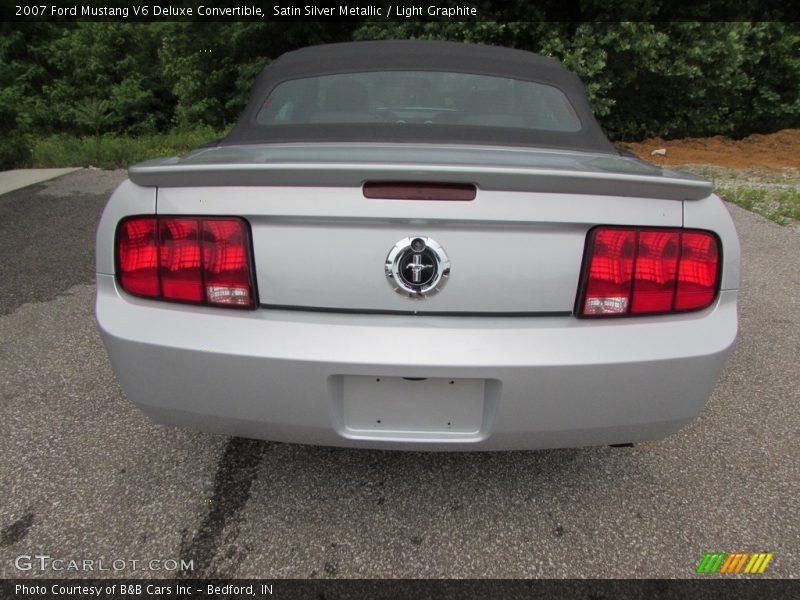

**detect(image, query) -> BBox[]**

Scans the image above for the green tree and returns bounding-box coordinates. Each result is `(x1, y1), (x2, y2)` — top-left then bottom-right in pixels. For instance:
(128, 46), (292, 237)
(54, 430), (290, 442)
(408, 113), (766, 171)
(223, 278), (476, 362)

(159, 22), (356, 129)
(1, 17), (797, 143)
(43, 23), (172, 135)
(73, 98), (115, 163)
(0, 102), (31, 169)
(354, 20), (799, 140)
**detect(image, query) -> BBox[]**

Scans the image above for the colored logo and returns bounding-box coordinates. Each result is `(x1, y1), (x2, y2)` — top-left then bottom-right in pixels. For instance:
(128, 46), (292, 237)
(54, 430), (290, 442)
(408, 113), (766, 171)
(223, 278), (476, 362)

(696, 552), (773, 574)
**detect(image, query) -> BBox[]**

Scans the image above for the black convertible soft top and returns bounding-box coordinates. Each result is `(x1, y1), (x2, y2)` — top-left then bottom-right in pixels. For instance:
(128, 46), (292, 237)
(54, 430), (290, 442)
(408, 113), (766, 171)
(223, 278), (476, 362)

(223, 40), (616, 154)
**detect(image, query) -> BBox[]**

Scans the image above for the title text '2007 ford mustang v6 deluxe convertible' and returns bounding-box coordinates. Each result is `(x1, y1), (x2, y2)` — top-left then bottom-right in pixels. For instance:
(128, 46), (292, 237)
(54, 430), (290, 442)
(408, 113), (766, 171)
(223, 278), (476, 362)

(96, 41), (740, 451)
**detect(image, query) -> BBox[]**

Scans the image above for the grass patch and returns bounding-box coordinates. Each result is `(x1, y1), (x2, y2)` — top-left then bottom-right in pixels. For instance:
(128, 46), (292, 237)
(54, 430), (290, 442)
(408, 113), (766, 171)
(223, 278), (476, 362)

(30, 126), (227, 169)
(717, 186), (800, 225)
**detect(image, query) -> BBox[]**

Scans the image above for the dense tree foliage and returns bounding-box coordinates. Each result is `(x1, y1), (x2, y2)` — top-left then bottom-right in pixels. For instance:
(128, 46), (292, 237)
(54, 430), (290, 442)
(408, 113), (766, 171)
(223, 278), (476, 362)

(0, 19), (797, 168)
(0, 21), (355, 137)
(0, 102), (31, 169)
(356, 20), (800, 140)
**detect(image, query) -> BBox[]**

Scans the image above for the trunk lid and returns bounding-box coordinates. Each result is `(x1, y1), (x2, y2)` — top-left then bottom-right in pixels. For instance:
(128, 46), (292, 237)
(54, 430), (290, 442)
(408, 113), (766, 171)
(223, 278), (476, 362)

(147, 144), (699, 314)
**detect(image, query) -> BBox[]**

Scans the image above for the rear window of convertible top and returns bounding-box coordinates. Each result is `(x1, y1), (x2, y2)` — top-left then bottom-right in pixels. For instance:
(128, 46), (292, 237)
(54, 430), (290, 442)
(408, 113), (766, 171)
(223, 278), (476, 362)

(255, 71), (582, 133)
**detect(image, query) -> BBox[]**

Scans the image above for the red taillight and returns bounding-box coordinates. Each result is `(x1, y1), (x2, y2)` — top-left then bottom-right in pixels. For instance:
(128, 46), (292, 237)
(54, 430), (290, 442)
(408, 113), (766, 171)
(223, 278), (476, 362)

(116, 216), (255, 309)
(118, 218), (159, 298)
(160, 218), (203, 303)
(201, 219), (253, 306)
(674, 232), (719, 311)
(579, 226), (720, 317)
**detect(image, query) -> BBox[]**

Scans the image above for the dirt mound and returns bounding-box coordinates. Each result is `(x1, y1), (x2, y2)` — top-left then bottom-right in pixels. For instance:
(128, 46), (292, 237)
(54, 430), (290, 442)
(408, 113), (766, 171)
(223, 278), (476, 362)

(617, 129), (800, 170)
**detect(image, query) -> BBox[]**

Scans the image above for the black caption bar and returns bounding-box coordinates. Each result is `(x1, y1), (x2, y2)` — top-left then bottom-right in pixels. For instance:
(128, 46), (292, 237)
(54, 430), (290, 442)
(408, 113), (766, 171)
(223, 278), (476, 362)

(2, 579), (798, 600)
(3, 0), (799, 22)
(5, 1), (484, 22)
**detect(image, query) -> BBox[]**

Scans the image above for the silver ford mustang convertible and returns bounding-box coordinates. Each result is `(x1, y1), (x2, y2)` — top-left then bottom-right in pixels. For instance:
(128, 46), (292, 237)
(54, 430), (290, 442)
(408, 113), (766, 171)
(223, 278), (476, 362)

(96, 41), (740, 450)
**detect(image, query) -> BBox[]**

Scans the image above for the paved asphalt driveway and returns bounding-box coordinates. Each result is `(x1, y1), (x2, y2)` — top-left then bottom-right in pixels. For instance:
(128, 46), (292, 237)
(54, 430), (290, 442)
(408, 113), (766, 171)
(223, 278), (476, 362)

(0, 169), (797, 579)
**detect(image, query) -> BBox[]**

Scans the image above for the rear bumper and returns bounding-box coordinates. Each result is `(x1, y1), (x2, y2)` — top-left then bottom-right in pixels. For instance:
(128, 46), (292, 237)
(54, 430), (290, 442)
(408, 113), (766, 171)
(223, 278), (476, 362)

(96, 274), (738, 451)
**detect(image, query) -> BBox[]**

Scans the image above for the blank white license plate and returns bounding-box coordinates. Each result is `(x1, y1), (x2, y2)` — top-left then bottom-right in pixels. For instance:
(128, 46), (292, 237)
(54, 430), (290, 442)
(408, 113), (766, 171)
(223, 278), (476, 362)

(341, 376), (485, 434)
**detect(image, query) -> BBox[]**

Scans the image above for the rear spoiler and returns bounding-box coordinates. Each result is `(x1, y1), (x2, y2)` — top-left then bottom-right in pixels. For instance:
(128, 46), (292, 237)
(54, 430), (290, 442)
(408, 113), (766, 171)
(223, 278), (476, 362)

(128, 144), (713, 201)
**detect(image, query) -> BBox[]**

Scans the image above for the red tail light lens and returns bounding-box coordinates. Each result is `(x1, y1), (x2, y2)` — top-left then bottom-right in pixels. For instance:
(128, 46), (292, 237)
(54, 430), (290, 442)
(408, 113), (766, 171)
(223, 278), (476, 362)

(581, 228), (636, 315)
(674, 232), (720, 311)
(579, 226), (720, 317)
(118, 218), (159, 297)
(631, 230), (680, 314)
(116, 216), (255, 309)
(160, 218), (203, 302)
(201, 220), (253, 306)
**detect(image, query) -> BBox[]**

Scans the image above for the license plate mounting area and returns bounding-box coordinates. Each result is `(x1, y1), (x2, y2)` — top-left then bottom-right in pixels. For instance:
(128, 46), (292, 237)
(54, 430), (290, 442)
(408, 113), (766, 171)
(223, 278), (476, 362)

(338, 375), (486, 439)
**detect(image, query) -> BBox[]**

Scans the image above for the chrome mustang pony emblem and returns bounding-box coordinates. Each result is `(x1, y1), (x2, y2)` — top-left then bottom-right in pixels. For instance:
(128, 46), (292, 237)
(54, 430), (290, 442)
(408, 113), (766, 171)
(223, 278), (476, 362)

(385, 237), (450, 298)
(405, 254), (434, 283)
